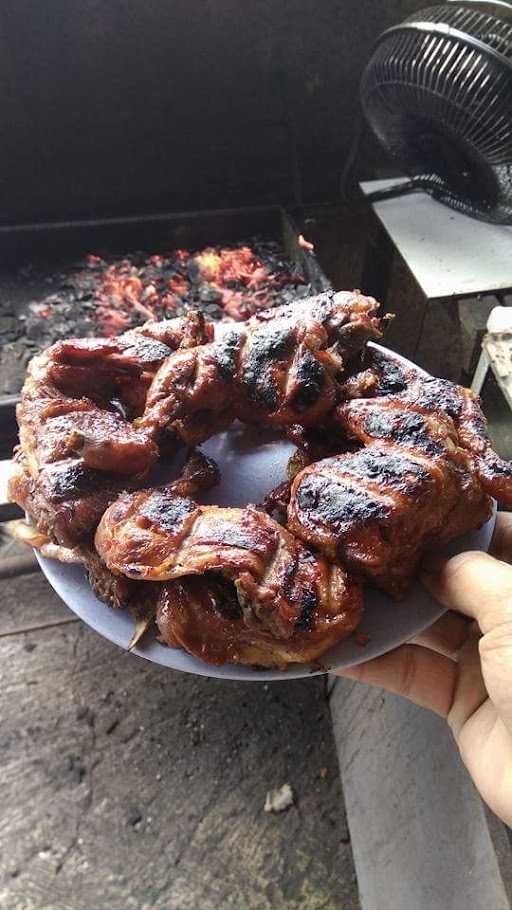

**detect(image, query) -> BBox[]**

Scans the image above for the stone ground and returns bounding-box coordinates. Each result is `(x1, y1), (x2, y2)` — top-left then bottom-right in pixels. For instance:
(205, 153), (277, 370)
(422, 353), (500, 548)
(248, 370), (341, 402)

(0, 535), (359, 910)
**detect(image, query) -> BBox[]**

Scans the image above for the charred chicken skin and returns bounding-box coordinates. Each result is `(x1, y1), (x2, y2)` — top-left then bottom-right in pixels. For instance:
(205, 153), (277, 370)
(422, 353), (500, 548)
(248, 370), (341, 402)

(155, 571), (359, 668)
(12, 451), (220, 626)
(85, 450), (220, 619)
(136, 291), (384, 447)
(363, 348), (512, 508)
(9, 314), (210, 546)
(287, 350), (511, 598)
(288, 399), (491, 598)
(95, 483), (363, 667)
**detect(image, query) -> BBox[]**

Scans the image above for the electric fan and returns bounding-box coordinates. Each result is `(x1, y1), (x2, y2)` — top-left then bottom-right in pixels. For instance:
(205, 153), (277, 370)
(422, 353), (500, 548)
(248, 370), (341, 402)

(359, 1), (512, 223)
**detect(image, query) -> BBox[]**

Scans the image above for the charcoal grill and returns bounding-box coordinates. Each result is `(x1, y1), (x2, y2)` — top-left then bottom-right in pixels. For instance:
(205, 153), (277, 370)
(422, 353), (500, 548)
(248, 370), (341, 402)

(0, 205), (330, 459)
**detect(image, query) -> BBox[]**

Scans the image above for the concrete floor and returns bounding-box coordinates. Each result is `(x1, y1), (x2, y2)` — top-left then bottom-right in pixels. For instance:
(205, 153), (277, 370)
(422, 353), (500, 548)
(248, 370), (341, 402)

(0, 534), (359, 910)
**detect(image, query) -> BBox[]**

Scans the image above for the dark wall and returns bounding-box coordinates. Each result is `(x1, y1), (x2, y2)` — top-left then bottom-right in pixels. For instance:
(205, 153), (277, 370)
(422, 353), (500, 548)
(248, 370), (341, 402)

(1, 0), (423, 224)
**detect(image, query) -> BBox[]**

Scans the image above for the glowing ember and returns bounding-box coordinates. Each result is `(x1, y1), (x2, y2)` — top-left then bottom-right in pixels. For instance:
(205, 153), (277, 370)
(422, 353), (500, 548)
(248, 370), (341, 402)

(4, 235), (319, 398)
(29, 303), (53, 319)
(72, 241), (309, 335)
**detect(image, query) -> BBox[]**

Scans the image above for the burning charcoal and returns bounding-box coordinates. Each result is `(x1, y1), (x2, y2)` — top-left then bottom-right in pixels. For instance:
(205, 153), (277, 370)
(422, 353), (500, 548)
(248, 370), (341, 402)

(25, 316), (50, 342)
(5, 235), (314, 395)
(0, 316), (22, 343)
(72, 319), (95, 338)
(58, 280), (78, 293)
(28, 302), (51, 315)
(51, 321), (75, 341)
(141, 284), (157, 301)
(292, 285), (311, 299)
(204, 303), (223, 318)
(198, 283), (222, 305)
(187, 258), (202, 284)
(85, 254), (106, 269)
(1, 343), (33, 394)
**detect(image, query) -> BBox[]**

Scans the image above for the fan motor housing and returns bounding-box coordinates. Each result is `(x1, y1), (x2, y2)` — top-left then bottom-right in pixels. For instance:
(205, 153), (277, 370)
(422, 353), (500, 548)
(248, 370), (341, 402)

(361, 3), (512, 222)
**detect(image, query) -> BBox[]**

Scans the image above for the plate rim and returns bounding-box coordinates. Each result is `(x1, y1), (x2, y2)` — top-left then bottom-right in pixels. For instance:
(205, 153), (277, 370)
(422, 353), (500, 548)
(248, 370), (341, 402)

(34, 506), (496, 682)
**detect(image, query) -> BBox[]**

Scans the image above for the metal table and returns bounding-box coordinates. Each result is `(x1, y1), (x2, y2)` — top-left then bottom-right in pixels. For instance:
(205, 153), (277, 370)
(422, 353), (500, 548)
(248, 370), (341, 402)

(360, 179), (512, 379)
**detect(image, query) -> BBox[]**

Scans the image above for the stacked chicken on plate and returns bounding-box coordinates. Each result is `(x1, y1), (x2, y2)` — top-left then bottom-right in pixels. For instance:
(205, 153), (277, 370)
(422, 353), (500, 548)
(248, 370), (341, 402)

(9, 291), (512, 667)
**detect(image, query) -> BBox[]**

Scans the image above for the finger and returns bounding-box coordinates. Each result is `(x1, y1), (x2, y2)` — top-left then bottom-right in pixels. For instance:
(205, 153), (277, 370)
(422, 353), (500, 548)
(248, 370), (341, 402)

(412, 611), (471, 658)
(446, 627), (488, 739)
(489, 511), (512, 565)
(422, 550), (512, 734)
(336, 644), (457, 717)
(421, 550), (512, 634)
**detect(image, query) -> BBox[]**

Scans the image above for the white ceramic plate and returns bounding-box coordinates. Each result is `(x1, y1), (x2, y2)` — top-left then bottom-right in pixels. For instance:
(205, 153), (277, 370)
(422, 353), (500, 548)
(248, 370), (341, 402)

(35, 344), (497, 681)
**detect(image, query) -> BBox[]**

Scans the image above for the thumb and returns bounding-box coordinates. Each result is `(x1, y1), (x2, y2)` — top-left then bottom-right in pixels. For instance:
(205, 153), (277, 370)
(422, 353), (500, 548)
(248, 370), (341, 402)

(422, 550), (512, 734)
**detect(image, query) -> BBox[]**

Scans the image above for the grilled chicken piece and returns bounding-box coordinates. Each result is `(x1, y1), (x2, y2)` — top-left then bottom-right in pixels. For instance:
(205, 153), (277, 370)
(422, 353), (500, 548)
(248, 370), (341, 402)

(95, 485), (363, 667)
(86, 449), (219, 636)
(9, 314), (210, 546)
(83, 546), (136, 610)
(364, 348), (512, 508)
(12, 450), (219, 622)
(137, 291), (384, 447)
(155, 571), (358, 668)
(89, 451), (220, 568)
(288, 350), (511, 598)
(130, 315), (212, 352)
(288, 396), (493, 598)
(9, 447), (132, 548)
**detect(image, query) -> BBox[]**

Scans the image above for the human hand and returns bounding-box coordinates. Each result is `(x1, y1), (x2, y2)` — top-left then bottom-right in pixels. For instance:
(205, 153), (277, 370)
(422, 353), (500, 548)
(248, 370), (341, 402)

(336, 512), (512, 826)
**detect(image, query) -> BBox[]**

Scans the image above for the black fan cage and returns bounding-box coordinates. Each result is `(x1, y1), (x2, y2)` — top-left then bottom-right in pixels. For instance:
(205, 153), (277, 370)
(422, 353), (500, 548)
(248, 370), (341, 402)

(361, 3), (512, 223)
